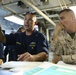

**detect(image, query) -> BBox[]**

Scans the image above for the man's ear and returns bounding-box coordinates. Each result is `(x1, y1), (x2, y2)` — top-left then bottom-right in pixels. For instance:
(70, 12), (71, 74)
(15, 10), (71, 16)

(33, 17), (37, 22)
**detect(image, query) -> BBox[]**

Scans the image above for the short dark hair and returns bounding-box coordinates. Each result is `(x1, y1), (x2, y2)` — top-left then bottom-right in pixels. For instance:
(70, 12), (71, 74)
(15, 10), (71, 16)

(58, 9), (73, 15)
(24, 12), (36, 16)
(24, 12), (37, 21)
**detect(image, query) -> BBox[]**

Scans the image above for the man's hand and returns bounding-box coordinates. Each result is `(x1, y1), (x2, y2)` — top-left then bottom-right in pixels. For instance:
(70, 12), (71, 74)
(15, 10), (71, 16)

(0, 59), (3, 65)
(53, 23), (64, 42)
(17, 52), (48, 61)
(17, 52), (34, 61)
(52, 54), (61, 64)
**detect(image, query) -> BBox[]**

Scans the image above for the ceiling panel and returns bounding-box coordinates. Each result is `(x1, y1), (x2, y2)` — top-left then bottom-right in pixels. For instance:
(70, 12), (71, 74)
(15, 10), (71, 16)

(2, 0), (10, 4)
(0, 0), (76, 29)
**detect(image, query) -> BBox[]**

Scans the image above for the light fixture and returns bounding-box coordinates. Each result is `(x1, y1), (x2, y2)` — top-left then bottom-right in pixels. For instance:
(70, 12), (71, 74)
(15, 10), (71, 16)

(69, 6), (76, 16)
(4, 15), (24, 25)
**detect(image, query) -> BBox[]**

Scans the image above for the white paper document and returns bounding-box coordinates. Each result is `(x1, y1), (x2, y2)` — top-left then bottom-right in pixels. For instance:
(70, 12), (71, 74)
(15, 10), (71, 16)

(57, 61), (76, 69)
(0, 61), (42, 72)
(13, 62), (76, 75)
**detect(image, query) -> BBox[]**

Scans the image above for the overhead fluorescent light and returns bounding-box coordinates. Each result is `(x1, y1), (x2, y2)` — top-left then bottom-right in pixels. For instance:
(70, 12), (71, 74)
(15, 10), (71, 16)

(69, 6), (76, 16)
(4, 15), (24, 25)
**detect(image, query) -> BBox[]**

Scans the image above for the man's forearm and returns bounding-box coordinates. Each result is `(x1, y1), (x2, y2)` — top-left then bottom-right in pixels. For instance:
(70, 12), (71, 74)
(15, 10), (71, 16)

(0, 59), (3, 65)
(61, 55), (75, 64)
(33, 52), (48, 61)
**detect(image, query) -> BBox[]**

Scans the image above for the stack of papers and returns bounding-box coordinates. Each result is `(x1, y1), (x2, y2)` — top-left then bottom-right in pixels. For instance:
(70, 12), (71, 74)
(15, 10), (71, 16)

(1, 61), (76, 75)
(57, 61), (76, 68)
(0, 61), (42, 72)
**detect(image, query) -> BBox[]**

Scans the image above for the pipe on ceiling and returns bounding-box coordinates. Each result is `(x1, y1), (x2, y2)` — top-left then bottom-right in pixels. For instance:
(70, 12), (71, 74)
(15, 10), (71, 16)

(62, 0), (68, 8)
(22, 0), (56, 26)
(57, 0), (63, 10)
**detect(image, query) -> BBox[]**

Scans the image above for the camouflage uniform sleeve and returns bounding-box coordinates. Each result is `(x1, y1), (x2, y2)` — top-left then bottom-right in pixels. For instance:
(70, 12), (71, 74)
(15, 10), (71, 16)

(50, 38), (64, 55)
(61, 54), (76, 64)
(60, 33), (76, 64)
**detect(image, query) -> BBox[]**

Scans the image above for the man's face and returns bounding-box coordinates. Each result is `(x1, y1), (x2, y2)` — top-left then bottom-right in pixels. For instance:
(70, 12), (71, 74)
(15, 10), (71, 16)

(24, 14), (36, 31)
(59, 11), (74, 33)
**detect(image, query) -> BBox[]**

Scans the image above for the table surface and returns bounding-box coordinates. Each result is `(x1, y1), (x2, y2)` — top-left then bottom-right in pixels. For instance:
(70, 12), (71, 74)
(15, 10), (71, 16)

(1, 61), (76, 75)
